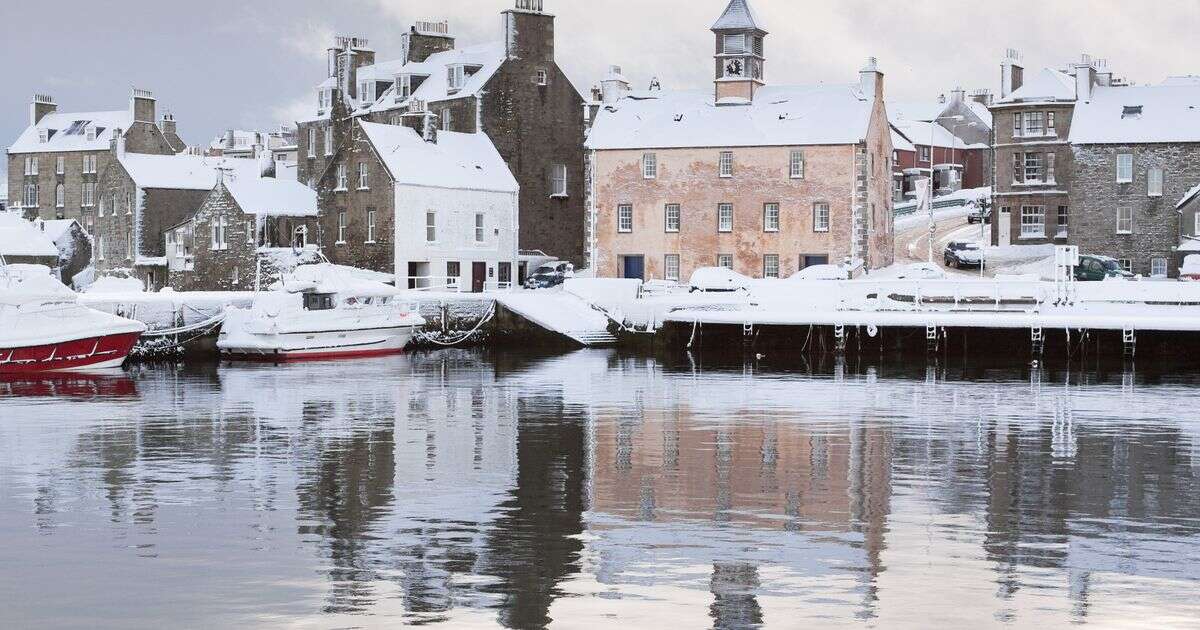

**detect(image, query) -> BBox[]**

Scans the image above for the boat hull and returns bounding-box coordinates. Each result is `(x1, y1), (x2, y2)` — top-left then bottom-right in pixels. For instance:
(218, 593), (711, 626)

(0, 331), (142, 374)
(219, 326), (417, 363)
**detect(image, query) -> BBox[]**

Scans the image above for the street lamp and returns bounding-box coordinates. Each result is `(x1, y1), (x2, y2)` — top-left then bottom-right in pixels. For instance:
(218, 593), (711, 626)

(926, 115), (964, 263)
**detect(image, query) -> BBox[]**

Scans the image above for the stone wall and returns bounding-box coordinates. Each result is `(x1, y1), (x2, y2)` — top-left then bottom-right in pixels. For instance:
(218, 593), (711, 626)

(991, 103), (1076, 246)
(8, 150), (111, 222)
(316, 119), (396, 274)
(1070, 143), (1200, 276)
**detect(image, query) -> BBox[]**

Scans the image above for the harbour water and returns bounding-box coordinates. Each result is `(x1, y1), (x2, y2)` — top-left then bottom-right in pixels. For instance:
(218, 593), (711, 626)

(2, 350), (1199, 628)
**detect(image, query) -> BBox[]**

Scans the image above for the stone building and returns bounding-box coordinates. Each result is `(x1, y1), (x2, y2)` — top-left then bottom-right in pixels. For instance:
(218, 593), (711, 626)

(166, 175), (318, 291)
(584, 0), (894, 282)
(6, 90), (183, 224)
(1068, 78), (1200, 277)
(296, 0), (586, 275)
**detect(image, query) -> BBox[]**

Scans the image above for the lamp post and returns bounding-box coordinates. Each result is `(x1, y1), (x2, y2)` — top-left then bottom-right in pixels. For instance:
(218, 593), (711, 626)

(927, 115), (964, 263)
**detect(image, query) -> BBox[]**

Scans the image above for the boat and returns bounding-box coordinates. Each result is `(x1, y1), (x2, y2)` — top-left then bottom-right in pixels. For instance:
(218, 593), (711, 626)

(217, 263), (425, 362)
(0, 262), (146, 373)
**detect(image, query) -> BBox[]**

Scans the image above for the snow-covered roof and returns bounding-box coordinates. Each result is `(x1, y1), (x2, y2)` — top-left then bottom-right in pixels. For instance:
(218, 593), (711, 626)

(209, 130), (265, 151)
(1179, 183), (1200, 210)
(119, 153), (259, 190)
(1070, 83), (1200, 145)
(889, 119), (988, 151)
(999, 68), (1076, 104)
(361, 42), (506, 116)
(890, 126), (915, 152)
(9, 109), (132, 154)
(966, 100), (993, 126)
(711, 0), (765, 32)
(224, 176), (318, 217)
(39, 219), (78, 243)
(586, 84), (876, 150)
(0, 215), (60, 258)
(887, 100), (943, 124)
(359, 122), (517, 193)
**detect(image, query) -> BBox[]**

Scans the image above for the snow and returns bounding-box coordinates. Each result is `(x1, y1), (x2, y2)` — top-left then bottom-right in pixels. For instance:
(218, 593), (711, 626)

(494, 290), (613, 340)
(1071, 83), (1200, 144)
(688, 267), (753, 292)
(361, 42), (505, 115)
(1182, 255), (1200, 276)
(890, 127), (916, 152)
(894, 206), (972, 232)
(711, 0), (763, 31)
(0, 264), (146, 348)
(8, 109), (132, 154)
(276, 263), (400, 297)
(224, 176), (317, 217)
(563, 278), (642, 308)
(0, 214), (60, 258)
(119, 153), (259, 191)
(0, 264), (73, 298)
(998, 68), (1076, 104)
(359, 122), (518, 192)
(585, 84), (875, 150)
(38, 219), (76, 243)
(85, 276), (145, 294)
(789, 264), (849, 281)
(892, 119), (988, 150)
(1179, 183), (1200, 209)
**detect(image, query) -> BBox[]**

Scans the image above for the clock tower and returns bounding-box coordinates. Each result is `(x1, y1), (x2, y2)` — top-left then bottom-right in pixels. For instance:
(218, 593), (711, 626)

(712, 0), (766, 104)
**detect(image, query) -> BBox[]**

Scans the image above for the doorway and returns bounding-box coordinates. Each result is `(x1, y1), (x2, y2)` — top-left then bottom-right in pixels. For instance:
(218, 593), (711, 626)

(621, 255), (645, 280)
(998, 207), (1011, 246)
(472, 262), (487, 293)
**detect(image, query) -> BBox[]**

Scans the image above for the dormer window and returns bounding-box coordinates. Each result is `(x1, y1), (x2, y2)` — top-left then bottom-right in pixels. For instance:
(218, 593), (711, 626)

(723, 34), (746, 55)
(395, 74), (412, 101)
(1122, 105), (1143, 119)
(536, 69), (548, 86)
(38, 129), (49, 143)
(448, 64), (466, 92)
(85, 126), (96, 141)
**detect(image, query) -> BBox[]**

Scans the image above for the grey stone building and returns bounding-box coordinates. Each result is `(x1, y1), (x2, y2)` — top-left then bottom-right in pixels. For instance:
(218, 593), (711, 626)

(5, 90), (184, 226)
(1178, 184), (1200, 264)
(1067, 78), (1200, 277)
(296, 0), (586, 276)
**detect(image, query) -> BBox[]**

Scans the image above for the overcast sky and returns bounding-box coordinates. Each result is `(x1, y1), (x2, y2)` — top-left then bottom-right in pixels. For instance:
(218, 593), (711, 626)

(3, 0), (1199, 182)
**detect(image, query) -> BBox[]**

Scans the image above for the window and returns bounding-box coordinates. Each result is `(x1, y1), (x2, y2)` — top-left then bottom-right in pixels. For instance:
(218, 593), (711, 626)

(1013, 152), (1024, 184)
(763, 203), (780, 232)
(790, 150), (805, 179)
(84, 215), (93, 235)
(536, 69), (548, 86)
(441, 108), (453, 131)
(1024, 153), (1042, 183)
(83, 155), (97, 174)
(82, 183), (95, 207)
(55, 184), (64, 208)
(719, 151), (734, 178)
(425, 211), (437, 242)
(717, 203), (733, 232)
(1117, 206), (1133, 234)
(336, 164), (348, 190)
(474, 213), (485, 243)
(919, 146), (931, 163)
(1148, 167), (1164, 197)
(813, 202), (830, 232)
(550, 163), (568, 197)
(617, 204), (633, 233)
(231, 267), (240, 286)
(26, 157), (39, 176)
(1024, 111), (1045, 136)
(642, 153), (657, 179)
(211, 216), (228, 251)
(126, 228), (133, 260)
(1122, 106), (1144, 119)
(245, 220), (255, 245)
(367, 209), (376, 243)
(717, 254), (733, 269)
(1056, 206), (1069, 238)
(664, 203), (680, 232)
(723, 34), (746, 55)
(1020, 206), (1045, 238)
(308, 128), (316, 156)
(98, 196), (106, 217)
(126, 191), (133, 215)
(397, 75), (412, 100)
(447, 262), (461, 287)
(56, 156), (65, 175)
(358, 163), (369, 189)
(1118, 259), (1133, 272)
(337, 211), (348, 243)
(664, 254), (680, 282)
(22, 182), (38, 207)
(1117, 153), (1134, 183)
(763, 254), (780, 279)
(1046, 152), (1057, 184)
(96, 234), (104, 261)
(324, 126), (333, 156)
(448, 64), (466, 91)
(1012, 112), (1023, 138)
(1151, 258), (1168, 277)
(1047, 111), (1057, 135)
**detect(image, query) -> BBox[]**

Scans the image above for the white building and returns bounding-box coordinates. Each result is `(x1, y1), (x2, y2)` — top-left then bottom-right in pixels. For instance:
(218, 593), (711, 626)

(358, 122), (518, 290)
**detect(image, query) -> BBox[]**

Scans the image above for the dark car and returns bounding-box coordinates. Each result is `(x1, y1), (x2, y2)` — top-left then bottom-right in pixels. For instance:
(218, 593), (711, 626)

(1074, 255), (1134, 281)
(967, 208), (991, 224)
(943, 241), (983, 269)
(523, 262), (573, 290)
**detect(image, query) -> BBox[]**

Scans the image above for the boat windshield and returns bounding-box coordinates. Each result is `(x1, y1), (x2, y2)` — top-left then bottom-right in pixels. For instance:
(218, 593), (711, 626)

(303, 293), (335, 311)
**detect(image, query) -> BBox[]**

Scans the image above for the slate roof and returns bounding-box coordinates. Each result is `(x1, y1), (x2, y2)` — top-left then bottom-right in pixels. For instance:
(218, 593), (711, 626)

(1070, 83), (1200, 144)
(359, 122), (518, 193)
(9, 110), (132, 154)
(711, 0), (765, 32)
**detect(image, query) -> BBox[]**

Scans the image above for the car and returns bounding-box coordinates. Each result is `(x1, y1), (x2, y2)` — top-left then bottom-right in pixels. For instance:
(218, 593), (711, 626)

(523, 261), (574, 290)
(1074, 255), (1134, 282)
(688, 267), (752, 293)
(966, 208), (991, 224)
(943, 241), (983, 269)
(788, 264), (849, 281)
(1180, 255), (1200, 282)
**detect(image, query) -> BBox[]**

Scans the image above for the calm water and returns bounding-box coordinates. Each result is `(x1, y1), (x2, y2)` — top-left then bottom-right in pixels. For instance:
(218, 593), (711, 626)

(2, 351), (1199, 629)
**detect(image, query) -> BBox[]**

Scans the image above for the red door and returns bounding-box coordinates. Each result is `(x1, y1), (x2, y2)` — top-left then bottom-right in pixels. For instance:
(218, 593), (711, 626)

(472, 262), (487, 293)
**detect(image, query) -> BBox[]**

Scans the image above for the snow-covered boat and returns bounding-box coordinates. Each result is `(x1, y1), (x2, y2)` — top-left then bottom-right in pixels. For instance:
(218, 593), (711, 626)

(217, 263), (425, 362)
(0, 262), (146, 373)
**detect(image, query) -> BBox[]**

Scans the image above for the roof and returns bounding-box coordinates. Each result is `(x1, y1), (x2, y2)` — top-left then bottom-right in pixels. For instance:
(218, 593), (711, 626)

(9, 109), (132, 154)
(1179, 183), (1200, 209)
(999, 68), (1076, 104)
(360, 42), (506, 116)
(224, 176), (318, 217)
(711, 0), (765, 32)
(118, 153), (259, 190)
(39, 219), (78, 243)
(0, 215), (60, 258)
(890, 126), (915, 152)
(1070, 83), (1200, 144)
(887, 100), (944, 123)
(893, 119), (988, 150)
(359, 122), (518, 193)
(585, 84), (875, 150)
(966, 100), (993, 126)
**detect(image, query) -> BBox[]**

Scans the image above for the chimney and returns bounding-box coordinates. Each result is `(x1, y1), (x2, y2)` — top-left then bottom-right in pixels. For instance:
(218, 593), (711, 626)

(1074, 54), (1097, 102)
(600, 65), (631, 104)
(590, 86), (602, 102)
(224, 129), (235, 150)
(328, 36), (375, 101)
(110, 127), (126, 157)
(30, 94), (56, 126)
(158, 112), (177, 136)
(504, 0), (554, 62)
(402, 20), (455, 63)
(970, 89), (993, 107)
(130, 88), (156, 123)
(859, 57), (884, 101)
(950, 87), (966, 104)
(1000, 48), (1024, 99)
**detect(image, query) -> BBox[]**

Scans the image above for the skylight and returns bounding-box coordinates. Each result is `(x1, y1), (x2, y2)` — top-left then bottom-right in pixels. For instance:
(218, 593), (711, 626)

(1122, 105), (1143, 119)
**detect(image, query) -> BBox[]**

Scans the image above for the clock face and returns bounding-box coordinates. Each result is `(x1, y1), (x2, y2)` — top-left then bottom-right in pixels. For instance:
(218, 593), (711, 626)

(725, 59), (744, 77)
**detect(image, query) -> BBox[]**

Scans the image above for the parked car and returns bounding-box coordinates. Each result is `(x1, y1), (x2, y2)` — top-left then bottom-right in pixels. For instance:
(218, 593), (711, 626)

(943, 241), (983, 268)
(1180, 255), (1200, 282)
(788, 264), (849, 281)
(1074, 255), (1134, 282)
(523, 261), (574, 289)
(688, 267), (752, 293)
(967, 208), (991, 224)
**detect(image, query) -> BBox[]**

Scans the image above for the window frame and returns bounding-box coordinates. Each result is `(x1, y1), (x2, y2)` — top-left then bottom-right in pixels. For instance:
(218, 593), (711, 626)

(1116, 206), (1133, 234)
(717, 203), (734, 233)
(617, 204), (633, 233)
(717, 254), (733, 270)
(337, 210), (348, 244)
(789, 150), (805, 179)
(1151, 257), (1168, 277)
(718, 151), (734, 178)
(474, 212), (485, 243)
(723, 34), (746, 55)
(1056, 205), (1069, 239)
(642, 153), (657, 179)
(335, 164), (348, 191)
(1020, 205), (1045, 239)
(366, 208), (377, 243)
(1147, 167), (1164, 197)
(357, 162), (369, 190)
(664, 254), (680, 282)
(55, 183), (65, 208)
(664, 203), (680, 233)
(763, 254), (780, 279)
(1116, 153), (1134, 183)
(324, 126), (333, 156)
(763, 202), (780, 233)
(211, 215), (228, 251)
(812, 202), (830, 233)
(425, 210), (437, 243)
(550, 163), (568, 197)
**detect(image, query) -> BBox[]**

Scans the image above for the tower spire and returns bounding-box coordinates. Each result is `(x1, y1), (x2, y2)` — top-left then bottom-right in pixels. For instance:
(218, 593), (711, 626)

(711, 0), (767, 104)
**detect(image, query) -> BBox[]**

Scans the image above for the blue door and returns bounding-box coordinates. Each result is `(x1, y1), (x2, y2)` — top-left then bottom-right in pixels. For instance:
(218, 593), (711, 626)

(622, 255), (645, 280)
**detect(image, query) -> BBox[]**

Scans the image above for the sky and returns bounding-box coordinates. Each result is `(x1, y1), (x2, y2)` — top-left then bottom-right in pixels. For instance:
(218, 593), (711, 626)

(2, 0), (1199, 183)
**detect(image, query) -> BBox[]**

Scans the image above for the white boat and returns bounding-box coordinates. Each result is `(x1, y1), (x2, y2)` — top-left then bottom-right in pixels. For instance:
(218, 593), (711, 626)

(0, 262), (146, 373)
(218, 264), (425, 362)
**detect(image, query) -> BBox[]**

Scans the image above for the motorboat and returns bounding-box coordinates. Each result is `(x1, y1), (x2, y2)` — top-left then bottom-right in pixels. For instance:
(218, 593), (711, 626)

(0, 262), (146, 373)
(218, 263), (425, 361)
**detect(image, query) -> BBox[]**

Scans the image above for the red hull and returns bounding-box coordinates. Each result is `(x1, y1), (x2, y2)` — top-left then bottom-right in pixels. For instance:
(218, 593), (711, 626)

(222, 346), (407, 363)
(0, 332), (141, 374)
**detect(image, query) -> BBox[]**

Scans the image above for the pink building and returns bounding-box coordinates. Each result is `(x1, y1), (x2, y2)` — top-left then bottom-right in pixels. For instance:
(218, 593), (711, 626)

(584, 0), (894, 281)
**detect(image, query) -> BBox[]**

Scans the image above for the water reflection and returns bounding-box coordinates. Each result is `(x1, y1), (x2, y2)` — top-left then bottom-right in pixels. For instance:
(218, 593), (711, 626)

(1, 351), (1199, 628)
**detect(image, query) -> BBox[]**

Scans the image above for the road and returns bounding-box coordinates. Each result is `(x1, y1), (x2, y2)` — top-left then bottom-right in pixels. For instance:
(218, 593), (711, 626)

(894, 213), (990, 275)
